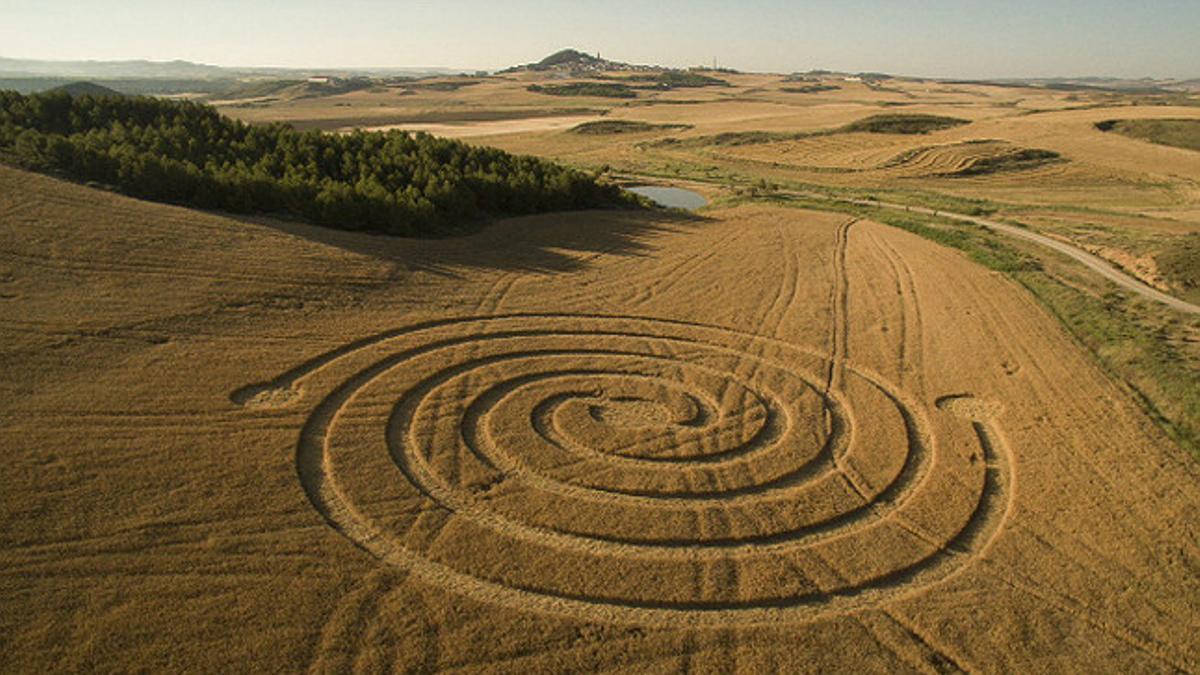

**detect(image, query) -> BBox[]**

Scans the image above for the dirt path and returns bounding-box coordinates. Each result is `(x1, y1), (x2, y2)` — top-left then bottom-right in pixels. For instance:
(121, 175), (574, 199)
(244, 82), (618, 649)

(838, 195), (1200, 315)
(355, 115), (601, 138)
(1, 167), (1197, 671)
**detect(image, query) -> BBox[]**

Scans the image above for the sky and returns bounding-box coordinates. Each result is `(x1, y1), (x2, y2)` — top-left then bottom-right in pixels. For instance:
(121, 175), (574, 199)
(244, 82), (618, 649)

(1, 0), (1198, 79)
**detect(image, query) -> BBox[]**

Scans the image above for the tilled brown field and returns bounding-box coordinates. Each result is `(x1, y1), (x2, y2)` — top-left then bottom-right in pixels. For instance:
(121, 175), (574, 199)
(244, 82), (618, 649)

(1, 165), (1198, 672)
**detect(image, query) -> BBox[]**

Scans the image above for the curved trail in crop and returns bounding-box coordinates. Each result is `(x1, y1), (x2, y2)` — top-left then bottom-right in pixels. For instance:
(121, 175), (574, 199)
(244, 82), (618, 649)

(236, 310), (1015, 626)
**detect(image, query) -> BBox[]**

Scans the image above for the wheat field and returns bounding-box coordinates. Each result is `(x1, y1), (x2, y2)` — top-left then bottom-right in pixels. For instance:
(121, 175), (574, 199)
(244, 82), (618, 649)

(2, 162), (1198, 671)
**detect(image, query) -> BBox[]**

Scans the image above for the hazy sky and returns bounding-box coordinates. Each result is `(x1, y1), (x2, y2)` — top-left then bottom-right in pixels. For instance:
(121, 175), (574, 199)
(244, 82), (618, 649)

(2, 0), (1197, 79)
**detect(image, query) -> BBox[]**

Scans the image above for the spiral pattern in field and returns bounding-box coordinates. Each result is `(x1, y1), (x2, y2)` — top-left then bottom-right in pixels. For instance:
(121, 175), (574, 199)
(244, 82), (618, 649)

(244, 314), (1010, 625)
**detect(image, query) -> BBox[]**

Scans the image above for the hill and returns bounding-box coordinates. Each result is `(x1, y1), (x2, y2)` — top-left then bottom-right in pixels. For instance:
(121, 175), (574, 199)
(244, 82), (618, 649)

(215, 77), (380, 102)
(503, 48), (658, 74)
(46, 81), (123, 97)
(537, 48), (604, 69)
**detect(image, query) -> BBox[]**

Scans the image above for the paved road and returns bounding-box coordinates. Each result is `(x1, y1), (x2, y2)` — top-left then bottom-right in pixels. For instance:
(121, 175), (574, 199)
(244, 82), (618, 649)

(839, 196), (1200, 315)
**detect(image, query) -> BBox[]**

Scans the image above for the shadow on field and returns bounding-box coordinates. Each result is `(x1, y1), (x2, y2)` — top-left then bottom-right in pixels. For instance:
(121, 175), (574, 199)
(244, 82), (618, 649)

(236, 208), (711, 278)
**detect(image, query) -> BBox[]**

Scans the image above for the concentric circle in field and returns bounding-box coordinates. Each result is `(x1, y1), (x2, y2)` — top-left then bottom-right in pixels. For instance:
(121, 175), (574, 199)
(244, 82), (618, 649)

(259, 314), (1010, 625)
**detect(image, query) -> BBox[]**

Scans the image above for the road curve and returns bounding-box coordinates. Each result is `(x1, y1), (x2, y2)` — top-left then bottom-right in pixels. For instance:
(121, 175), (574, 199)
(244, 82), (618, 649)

(840, 197), (1200, 315)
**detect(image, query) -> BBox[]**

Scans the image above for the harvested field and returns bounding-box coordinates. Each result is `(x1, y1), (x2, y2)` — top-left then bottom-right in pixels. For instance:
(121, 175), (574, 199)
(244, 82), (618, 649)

(2, 164), (1198, 671)
(714, 137), (1063, 178)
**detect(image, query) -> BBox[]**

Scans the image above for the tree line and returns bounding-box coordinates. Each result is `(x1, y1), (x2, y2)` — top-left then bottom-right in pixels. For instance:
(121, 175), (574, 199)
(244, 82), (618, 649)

(527, 83), (638, 98)
(0, 91), (639, 234)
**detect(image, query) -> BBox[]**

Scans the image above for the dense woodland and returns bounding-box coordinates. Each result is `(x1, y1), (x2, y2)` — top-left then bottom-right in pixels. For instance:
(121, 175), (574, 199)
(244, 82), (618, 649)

(0, 91), (639, 234)
(529, 72), (729, 99)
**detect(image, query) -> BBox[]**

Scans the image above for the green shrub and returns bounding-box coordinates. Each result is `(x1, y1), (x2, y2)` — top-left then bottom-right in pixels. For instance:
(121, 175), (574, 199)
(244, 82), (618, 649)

(842, 114), (970, 134)
(1096, 119), (1200, 152)
(570, 120), (692, 135)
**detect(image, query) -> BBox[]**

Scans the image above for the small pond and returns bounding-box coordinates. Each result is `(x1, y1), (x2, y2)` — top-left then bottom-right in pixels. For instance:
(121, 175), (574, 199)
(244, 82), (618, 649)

(626, 185), (708, 211)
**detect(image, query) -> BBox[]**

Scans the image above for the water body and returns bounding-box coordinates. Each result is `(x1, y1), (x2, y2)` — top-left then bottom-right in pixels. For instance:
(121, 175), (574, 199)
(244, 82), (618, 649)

(627, 185), (708, 210)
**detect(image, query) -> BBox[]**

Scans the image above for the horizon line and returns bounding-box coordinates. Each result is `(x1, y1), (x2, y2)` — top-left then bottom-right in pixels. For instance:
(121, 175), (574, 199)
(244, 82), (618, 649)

(0, 54), (1194, 83)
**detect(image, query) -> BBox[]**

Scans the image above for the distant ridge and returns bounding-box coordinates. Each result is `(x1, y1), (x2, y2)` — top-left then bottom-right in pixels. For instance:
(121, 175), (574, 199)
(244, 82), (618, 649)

(939, 76), (1200, 94)
(0, 57), (228, 80)
(0, 56), (465, 81)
